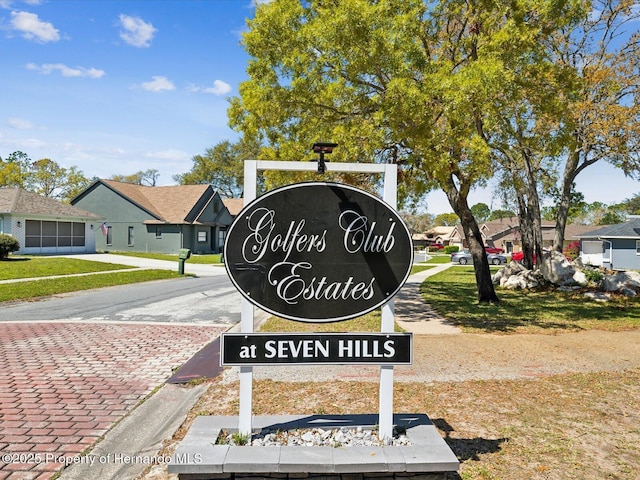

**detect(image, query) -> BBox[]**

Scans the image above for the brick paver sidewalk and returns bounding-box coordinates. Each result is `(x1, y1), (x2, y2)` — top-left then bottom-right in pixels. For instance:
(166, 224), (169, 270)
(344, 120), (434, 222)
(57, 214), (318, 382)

(0, 322), (224, 480)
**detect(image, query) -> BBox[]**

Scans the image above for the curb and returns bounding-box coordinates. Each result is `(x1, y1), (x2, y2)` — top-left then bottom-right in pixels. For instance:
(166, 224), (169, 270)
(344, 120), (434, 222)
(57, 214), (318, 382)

(59, 382), (208, 480)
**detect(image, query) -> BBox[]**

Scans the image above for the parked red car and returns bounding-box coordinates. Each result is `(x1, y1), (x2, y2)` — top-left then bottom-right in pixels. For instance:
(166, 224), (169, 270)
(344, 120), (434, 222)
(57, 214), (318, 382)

(511, 251), (537, 263)
(429, 243), (445, 250)
(484, 246), (504, 254)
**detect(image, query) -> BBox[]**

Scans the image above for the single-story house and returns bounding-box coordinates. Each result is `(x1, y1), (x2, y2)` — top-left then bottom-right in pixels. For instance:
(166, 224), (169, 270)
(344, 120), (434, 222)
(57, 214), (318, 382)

(71, 179), (243, 255)
(0, 188), (103, 255)
(447, 216), (597, 253)
(576, 216), (640, 270)
(413, 226), (456, 249)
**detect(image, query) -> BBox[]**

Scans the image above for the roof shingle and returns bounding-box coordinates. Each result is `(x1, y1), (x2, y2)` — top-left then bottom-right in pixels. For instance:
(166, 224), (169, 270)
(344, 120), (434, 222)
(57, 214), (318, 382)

(0, 188), (102, 219)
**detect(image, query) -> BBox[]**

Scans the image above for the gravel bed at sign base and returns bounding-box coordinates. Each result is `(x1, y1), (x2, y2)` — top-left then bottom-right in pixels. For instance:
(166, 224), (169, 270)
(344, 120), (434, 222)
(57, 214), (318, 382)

(218, 426), (412, 447)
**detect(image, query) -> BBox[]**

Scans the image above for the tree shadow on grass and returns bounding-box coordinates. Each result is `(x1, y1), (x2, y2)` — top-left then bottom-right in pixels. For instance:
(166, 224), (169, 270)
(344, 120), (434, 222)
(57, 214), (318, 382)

(433, 418), (507, 464)
(1, 257), (30, 262)
(418, 276), (640, 333)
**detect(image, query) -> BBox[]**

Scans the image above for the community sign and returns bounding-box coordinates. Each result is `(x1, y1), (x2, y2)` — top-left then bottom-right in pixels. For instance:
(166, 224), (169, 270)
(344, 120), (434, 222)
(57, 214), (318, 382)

(224, 182), (413, 323)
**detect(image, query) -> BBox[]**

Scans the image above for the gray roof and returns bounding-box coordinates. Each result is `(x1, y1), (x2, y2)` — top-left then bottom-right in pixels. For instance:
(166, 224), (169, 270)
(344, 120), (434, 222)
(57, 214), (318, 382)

(577, 217), (640, 239)
(0, 188), (102, 219)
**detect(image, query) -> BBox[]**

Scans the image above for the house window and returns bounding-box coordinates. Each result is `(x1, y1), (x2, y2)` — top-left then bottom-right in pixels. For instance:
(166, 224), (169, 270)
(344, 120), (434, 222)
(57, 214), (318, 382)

(58, 222), (72, 246)
(23, 220), (85, 247)
(42, 221), (57, 247)
(218, 229), (226, 249)
(128, 226), (134, 246)
(25, 220), (41, 247)
(156, 226), (162, 238)
(636, 240), (640, 255)
(72, 222), (85, 246)
(106, 226), (112, 246)
(198, 231), (207, 243)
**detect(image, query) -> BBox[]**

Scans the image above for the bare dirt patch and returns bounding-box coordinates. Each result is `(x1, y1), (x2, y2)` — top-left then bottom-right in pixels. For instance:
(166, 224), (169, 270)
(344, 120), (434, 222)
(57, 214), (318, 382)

(141, 332), (640, 480)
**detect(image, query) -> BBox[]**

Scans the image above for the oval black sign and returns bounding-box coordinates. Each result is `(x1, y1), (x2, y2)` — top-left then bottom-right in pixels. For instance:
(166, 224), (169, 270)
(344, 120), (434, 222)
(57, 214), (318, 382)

(224, 182), (413, 323)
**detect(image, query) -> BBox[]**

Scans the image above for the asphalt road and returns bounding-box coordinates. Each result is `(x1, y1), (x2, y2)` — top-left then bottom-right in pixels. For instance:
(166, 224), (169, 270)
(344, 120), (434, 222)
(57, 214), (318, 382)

(0, 275), (243, 325)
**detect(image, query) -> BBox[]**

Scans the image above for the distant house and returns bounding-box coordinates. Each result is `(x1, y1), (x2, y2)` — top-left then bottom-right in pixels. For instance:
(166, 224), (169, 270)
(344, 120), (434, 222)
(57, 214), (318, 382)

(414, 226), (456, 249)
(71, 180), (243, 255)
(576, 216), (640, 270)
(447, 216), (597, 253)
(0, 188), (103, 255)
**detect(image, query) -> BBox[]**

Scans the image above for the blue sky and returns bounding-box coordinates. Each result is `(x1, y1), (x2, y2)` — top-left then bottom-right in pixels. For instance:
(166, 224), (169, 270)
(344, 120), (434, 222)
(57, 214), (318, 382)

(0, 0), (638, 214)
(0, 0), (252, 185)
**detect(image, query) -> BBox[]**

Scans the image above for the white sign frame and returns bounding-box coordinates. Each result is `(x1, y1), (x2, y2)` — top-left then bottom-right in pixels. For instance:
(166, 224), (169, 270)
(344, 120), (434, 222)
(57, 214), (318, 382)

(239, 160), (399, 440)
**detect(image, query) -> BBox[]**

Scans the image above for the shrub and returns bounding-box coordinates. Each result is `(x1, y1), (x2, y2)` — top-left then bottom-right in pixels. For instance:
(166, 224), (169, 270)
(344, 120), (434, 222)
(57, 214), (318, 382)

(444, 245), (459, 254)
(0, 233), (20, 259)
(563, 241), (580, 261)
(583, 269), (604, 285)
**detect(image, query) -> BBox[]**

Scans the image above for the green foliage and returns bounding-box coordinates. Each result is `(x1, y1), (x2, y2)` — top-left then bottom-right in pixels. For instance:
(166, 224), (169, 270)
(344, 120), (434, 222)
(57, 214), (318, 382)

(471, 203), (491, 223)
(173, 137), (261, 197)
(400, 212), (433, 235)
(583, 269), (604, 285)
(0, 233), (19, 259)
(110, 169), (160, 186)
(621, 193), (640, 215)
(228, 0), (593, 303)
(434, 213), (458, 226)
(489, 209), (517, 221)
(0, 151), (31, 188)
(444, 245), (459, 254)
(1, 152), (90, 202)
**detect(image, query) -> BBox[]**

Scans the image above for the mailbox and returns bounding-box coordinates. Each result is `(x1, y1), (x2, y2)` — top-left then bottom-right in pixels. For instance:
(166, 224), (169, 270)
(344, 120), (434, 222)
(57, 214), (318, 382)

(178, 248), (191, 274)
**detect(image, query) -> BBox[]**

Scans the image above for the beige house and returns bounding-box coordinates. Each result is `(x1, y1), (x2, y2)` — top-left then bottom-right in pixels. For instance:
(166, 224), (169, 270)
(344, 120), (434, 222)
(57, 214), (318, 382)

(414, 226), (456, 248)
(446, 216), (598, 253)
(0, 188), (103, 255)
(413, 217), (594, 253)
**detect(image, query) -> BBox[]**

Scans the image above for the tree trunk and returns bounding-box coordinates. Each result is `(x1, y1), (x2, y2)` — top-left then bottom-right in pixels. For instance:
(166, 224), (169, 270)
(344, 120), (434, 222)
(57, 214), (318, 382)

(523, 152), (544, 266)
(554, 150), (580, 252)
(515, 192), (536, 270)
(444, 178), (499, 304)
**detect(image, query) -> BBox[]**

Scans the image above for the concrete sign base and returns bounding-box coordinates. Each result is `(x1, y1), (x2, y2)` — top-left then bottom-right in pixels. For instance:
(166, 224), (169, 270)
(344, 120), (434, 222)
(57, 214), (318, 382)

(169, 414), (459, 479)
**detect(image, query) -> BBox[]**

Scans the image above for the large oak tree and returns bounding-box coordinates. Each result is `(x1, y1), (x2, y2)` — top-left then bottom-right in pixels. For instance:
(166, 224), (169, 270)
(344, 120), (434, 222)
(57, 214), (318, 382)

(229, 0), (586, 302)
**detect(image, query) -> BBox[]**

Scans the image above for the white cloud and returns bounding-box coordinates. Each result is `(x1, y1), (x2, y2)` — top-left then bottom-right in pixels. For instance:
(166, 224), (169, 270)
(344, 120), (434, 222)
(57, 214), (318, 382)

(140, 75), (175, 92)
(144, 149), (190, 161)
(188, 80), (232, 96)
(26, 63), (105, 78)
(118, 14), (156, 48)
(7, 117), (34, 129)
(11, 11), (59, 42)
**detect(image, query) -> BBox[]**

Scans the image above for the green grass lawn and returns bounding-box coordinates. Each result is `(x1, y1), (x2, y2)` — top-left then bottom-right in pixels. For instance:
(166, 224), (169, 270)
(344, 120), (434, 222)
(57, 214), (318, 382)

(105, 251), (222, 264)
(0, 257), (132, 280)
(0, 269), (183, 303)
(0, 255), (184, 303)
(425, 254), (452, 264)
(3, 254), (638, 336)
(260, 310), (405, 333)
(410, 264), (435, 275)
(421, 266), (640, 333)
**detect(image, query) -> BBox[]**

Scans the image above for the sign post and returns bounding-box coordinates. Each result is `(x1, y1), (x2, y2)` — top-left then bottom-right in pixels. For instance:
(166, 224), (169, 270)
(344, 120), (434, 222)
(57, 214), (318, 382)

(231, 161), (408, 439)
